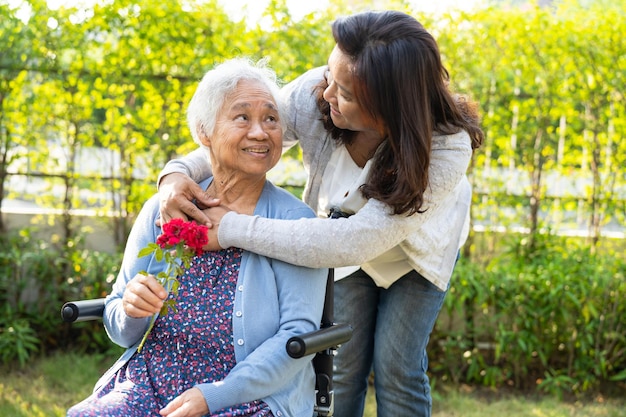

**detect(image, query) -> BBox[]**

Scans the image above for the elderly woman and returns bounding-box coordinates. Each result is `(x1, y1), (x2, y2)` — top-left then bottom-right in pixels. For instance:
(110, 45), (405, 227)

(67, 58), (327, 417)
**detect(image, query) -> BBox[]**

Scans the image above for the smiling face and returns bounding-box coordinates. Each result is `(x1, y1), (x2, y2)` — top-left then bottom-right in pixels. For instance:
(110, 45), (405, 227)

(201, 79), (282, 182)
(323, 45), (384, 136)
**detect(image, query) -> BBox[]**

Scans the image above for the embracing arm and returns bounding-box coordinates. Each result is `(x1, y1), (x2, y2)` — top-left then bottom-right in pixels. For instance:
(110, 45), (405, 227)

(158, 147), (213, 184)
(217, 132), (473, 268)
(218, 199), (413, 268)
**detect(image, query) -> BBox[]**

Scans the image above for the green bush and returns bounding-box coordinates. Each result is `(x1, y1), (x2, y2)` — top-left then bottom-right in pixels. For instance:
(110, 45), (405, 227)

(0, 314), (39, 367)
(0, 228), (122, 367)
(431, 234), (626, 397)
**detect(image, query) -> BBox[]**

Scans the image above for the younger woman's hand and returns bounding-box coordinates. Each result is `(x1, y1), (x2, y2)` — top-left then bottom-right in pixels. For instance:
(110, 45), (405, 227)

(158, 173), (220, 225)
(201, 205), (231, 251)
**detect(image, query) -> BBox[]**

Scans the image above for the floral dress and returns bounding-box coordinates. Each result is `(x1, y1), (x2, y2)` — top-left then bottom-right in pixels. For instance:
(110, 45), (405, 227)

(67, 248), (273, 417)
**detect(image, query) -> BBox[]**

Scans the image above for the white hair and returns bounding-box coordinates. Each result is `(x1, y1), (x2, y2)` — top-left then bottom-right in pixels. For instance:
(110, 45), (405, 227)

(186, 57), (285, 147)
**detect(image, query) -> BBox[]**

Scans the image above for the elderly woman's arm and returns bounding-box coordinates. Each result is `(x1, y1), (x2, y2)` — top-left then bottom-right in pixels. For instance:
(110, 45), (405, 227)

(195, 260), (327, 413)
(103, 194), (166, 347)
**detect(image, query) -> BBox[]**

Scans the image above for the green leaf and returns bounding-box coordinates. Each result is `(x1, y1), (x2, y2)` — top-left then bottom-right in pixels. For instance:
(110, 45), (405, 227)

(138, 245), (157, 258)
(609, 369), (626, 382)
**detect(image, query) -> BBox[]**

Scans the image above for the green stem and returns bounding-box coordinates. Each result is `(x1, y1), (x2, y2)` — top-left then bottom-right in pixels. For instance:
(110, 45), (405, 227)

(136, 258), (180, 353)
(137, 314), (157, 352)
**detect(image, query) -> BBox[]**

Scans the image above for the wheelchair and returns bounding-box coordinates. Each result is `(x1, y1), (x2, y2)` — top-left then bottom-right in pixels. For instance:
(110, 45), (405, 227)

(62, 269), (352, 417)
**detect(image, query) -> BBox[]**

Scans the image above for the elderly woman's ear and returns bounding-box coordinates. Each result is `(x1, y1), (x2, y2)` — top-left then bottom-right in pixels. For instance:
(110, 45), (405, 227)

(197, 126), (211, 147)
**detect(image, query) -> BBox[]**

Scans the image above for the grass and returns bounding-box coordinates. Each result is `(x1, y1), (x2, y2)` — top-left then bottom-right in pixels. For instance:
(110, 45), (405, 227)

(429, 389), (625, 417)
(0, 351), (118, 417)
(365, 385), (626, 417)
(1, 352), (624, 417)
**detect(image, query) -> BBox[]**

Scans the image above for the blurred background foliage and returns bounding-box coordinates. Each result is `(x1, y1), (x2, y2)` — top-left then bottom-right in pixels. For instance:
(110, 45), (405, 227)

(1, 0), (625, 398)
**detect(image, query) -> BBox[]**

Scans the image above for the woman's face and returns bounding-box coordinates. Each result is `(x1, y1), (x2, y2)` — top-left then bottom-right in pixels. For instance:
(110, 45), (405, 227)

(323, 45), (384, 136)
(204, 79), (282, 179)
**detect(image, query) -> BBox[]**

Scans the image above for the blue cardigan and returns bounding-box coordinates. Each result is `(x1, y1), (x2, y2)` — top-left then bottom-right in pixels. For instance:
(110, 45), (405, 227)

(95, 179), (327, 417)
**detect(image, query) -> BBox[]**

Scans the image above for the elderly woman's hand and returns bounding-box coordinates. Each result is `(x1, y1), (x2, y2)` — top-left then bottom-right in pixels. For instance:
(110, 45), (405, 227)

(158, 173), (220, 226)
(159, 387), (209, 417)
(122, 274), (167, 318)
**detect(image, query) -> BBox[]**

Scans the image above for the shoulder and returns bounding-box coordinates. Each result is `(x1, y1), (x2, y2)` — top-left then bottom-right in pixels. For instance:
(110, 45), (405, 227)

(281, 66), (326, 98)
(257, 181), (316, 220)
(280, 67), (325, 114)
(431, 130), (473, 168)
(432, 129), (472, 151)
(280, 68), (327, 145)
(424, 130), (473, 202)
(135, 193), (161, 230)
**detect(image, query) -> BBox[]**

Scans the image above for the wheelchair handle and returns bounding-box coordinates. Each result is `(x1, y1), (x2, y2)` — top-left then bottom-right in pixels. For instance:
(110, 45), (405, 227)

(61, 298), (106, 323)
(286, 323), (353, 358)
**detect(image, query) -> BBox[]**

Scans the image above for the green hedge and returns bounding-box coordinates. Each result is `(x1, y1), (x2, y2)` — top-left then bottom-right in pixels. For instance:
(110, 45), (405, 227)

(0, 228), (122, 367)
(431, 235), (626, 397)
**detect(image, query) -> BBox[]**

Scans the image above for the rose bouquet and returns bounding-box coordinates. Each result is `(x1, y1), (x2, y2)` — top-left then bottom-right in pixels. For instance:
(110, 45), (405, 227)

(136, 218), (208, 351)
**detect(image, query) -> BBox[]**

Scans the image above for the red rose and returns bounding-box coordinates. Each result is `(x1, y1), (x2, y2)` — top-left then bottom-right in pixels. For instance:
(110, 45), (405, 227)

(136, 219), (208, 351)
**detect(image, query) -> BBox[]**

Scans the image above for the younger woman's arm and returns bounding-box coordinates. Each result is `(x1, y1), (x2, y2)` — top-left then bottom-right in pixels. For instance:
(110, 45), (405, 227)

(213, 131), (473, 268)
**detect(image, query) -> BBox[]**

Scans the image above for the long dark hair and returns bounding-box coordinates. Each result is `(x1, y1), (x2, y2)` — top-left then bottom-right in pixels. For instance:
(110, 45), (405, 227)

(316, 10), (483, 215)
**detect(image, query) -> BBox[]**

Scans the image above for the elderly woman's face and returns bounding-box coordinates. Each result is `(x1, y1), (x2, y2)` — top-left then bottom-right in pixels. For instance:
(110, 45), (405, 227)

(208, 79), (282, 178)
